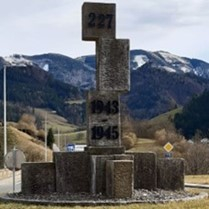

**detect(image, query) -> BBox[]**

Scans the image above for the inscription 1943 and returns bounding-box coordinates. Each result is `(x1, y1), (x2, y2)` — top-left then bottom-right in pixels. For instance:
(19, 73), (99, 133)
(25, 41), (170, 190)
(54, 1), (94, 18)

(91, 100), (118, 114)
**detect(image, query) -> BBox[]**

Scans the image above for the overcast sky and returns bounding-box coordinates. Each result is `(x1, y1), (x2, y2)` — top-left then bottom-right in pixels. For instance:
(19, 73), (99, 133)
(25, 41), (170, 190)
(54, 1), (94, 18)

(1, 0), (209, 62)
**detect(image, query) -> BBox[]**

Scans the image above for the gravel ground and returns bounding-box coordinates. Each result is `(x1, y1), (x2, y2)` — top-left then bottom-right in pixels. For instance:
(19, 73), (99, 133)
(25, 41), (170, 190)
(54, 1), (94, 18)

(2, 189), (202, 205)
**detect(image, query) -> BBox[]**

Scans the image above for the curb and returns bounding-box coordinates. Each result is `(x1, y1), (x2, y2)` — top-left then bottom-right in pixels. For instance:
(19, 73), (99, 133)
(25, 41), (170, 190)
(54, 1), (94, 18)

(0, 192), (208, 206)
(185, 183), (209, 189)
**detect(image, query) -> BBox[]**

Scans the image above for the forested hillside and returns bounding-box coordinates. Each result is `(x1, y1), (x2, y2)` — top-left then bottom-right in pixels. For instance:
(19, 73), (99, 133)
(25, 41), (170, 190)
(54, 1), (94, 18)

(174, 90), (209, 139)
(0, 66), (85, 124)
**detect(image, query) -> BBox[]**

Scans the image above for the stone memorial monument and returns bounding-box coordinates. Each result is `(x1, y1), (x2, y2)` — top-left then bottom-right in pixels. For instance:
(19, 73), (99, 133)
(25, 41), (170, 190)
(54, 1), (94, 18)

(83, 3), (134, 198)
(84, 2), (129, 155)
(21, 2), (185, 200)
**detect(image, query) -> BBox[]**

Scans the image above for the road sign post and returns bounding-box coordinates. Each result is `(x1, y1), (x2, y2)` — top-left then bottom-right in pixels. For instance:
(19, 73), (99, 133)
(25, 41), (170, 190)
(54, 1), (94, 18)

(67, 144), (75, 152)
(4, 147), (26, 193)
(163, 142), (174, 158)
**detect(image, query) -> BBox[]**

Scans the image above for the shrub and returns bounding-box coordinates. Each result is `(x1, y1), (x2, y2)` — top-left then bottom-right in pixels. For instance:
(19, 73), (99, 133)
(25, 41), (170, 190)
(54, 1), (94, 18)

(37, 129), (45, 141)
(155, 129), (185, 144)
(122, 132), (137, 150)
(184, 143), (209, 174)
(16, 113), (37, 137)
(154, 129), (187, 154)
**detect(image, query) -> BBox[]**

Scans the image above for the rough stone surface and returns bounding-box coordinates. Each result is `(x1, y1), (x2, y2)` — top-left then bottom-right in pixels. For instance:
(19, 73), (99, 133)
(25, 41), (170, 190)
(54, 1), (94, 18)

(91, 154), (133, 194)
(82, 3), (116, 41)
(157, 158), (185, 190)
(21, 162), (55, 195)
(106, 160), (133, 198)
(126, 151), (157, 190)
(114, 154), (134, 161)
(91, 155), (114, 194)
(85, 146), (125, 155)
(96, 38), (130, 91)
(54, 152), (91, 193)
(87, 91), (121, 147)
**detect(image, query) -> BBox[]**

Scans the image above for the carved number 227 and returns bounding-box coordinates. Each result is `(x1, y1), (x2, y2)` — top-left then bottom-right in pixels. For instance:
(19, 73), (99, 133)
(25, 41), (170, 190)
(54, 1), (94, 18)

(88, 13), (113, 29)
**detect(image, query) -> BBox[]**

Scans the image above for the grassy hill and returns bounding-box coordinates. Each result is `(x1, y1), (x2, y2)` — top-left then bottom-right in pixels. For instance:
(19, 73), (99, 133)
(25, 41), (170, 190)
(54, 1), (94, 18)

(0, 108), (87, 167)
(0, 126), (52, 168)
(129, 138), (162, 153)
(128, 107), (182, 140)
(149, 107), (182, 124)
(33, 108), (87, 151)
(0, 107), (185, 168)
(34, 108), (78, 133)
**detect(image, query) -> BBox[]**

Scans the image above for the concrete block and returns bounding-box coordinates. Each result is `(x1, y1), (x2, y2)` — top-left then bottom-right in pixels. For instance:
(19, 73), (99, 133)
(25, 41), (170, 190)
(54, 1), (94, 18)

(91, 154), (132, 194)
(91, 155), (114, 194)
(157, 158), (185, 190)
(86, 146), (125, 155)
(82, 3), (116, 41)
(54, 152), (90, 193)
(106, 160), (133, 198)
(114, 154), (134, 161)
(21, 162), (55, 194)
(87, 91), (121, 147)
(96, 38), (130, 91)
(126, 151), (157, 190)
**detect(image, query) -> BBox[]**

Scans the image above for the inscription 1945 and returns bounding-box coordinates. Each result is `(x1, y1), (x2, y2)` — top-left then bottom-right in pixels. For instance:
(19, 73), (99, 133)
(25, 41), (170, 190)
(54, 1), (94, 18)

(91, 126), (119, 140)
(88, 13), (114, 29)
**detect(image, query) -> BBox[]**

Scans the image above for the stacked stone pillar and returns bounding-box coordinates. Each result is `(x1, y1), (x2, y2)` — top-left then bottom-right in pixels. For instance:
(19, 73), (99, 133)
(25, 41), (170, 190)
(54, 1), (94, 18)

(82, 3), (130, 152)
(82, 3), (134, 198)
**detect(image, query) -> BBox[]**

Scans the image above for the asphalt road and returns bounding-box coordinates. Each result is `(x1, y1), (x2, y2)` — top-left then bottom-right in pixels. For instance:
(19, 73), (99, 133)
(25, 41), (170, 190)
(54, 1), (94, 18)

(0, 171), (21, 194)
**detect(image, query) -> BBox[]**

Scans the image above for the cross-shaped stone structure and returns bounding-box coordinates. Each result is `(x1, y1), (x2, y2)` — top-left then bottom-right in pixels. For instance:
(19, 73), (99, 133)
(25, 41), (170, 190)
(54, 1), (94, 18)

(82, 2), (130, 153)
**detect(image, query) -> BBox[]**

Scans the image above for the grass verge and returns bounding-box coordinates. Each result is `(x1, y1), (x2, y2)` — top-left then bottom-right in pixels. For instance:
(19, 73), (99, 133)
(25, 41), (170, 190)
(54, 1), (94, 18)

(1, 197), (209, 209)
(185, 175), (209, 185)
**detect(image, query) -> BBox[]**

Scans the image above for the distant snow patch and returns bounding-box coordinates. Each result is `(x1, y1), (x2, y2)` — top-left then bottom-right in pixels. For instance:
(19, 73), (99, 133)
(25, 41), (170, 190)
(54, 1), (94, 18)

(133, 55), (148, 70)
(43, 64), (49, 71)
(4, 55), (33, 67)
(193, 67), (202, 76)
(83, 64), (96, 72)
(180, 66), (190, 73)
(162, 66), (176, 73)
(35, 61), (50, 72)
(158, 51), (188, 65)
(76, 56), (86, 62)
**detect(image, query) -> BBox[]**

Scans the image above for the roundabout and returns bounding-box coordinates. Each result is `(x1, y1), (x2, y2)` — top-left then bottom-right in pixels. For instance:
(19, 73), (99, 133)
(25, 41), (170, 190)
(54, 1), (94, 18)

(0, 189), (207, 206)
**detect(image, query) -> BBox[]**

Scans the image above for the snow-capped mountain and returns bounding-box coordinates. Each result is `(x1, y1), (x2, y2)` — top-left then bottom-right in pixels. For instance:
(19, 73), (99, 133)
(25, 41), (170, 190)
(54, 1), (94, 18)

(26, 53), (96, 89)
(1, 53), (95, 90)
(78, 49), (209, 79)
(4, 54), (34, 67)
(130, 50), (209, 78)
(1, 50), (209, 121)
(2, 50), (209, 90)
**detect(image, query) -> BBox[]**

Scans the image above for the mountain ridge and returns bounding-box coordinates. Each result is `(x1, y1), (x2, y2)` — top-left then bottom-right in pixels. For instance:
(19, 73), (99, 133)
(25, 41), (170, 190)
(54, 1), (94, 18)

(1, 49), (209, 122)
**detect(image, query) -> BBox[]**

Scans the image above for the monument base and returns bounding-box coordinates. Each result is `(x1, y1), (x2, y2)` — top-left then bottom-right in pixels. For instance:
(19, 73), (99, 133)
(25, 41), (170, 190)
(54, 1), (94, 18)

(85, 146), (125, 155)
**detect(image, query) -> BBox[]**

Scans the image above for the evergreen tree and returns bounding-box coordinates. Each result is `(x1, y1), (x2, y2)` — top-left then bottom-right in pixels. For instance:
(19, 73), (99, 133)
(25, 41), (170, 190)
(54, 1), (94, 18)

(174, 90), (209, 139)
(47, 128), (55, 149)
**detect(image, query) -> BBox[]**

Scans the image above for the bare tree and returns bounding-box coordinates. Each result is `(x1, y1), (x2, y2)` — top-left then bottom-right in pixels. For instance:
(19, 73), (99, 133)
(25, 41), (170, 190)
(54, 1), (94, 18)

(184, 143), (209, 174)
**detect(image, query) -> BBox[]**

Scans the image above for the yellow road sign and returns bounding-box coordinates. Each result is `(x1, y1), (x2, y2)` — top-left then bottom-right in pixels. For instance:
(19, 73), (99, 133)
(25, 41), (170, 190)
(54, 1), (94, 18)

(163, 142), (174, 152)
